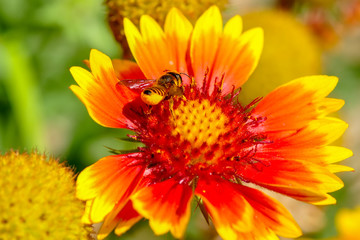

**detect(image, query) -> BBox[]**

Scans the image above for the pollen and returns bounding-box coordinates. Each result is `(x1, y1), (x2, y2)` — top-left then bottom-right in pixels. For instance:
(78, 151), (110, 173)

(172, 99), (228, 148)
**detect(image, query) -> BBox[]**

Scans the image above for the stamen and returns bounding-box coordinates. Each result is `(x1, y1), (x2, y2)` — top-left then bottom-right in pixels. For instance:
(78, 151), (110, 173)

(201, 67), (210, 94)
(172, 100), (229, 149)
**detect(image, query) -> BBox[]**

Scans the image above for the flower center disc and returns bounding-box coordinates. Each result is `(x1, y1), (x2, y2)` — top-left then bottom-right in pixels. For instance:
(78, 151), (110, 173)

(172, 100), (229, 148)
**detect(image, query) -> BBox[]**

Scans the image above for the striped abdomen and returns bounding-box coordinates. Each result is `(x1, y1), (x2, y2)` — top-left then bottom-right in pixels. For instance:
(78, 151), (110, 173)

(141, 85), (168, 105)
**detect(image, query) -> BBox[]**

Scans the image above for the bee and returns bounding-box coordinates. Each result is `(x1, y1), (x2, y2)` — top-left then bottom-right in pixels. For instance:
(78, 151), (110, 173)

(119, 71), (187, 105)
(141, 71), (185, 105)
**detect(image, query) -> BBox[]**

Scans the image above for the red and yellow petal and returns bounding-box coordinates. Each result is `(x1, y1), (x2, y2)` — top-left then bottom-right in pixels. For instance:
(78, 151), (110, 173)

(98, 200), (142, 240)
(195, 178), (300, 239)
(114, 201), (143, 236)
(76, 153), (145, 223)
(70, 49), (139, 129)
(212, 25), (264, 95)
(240, 158), (344, 204)
(123, 5), (264, 93)
(190, 6), (263, 94)
(197, 14), (241, 93)
(236, 223), (278, 240)
(248, 75), (352, 201)
(131, 179), (193, 238)
(256, 118), (350, 163)
(190, 5), (223, 86)
(124, 8), (192, 80)
(111, 59), (145, 80)
(259, 145), (351, 164)
(258, 144), (353, 174)
(253, 75), (342, 132)
(238, 185), (301, 238)
(124, 16), (163, 79)
(81, 200), (93, 224)
(326, 164), (354, 173)
(256, 117), (351, 175)
(195, 177), (254, 240)
(164, 8), (193, 78)
(280, 117), (348, 146)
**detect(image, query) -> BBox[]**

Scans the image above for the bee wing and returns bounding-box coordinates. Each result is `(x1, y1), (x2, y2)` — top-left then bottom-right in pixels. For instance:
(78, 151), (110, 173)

(117, 79), (155, 91)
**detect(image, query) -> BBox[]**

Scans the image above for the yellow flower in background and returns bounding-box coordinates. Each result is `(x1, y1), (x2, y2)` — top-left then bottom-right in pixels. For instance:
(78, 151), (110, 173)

(105, 0), (228, 59)
(332, 206), (360, 240)
(300, 206), (360, 240)
(0, 151), (93, 240)
(70, 6), (352, 240)
(238, 9), (322, 105)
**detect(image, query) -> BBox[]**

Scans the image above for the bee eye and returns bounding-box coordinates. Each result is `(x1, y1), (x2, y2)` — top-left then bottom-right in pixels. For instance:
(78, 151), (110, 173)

(143, 90), (152, 95)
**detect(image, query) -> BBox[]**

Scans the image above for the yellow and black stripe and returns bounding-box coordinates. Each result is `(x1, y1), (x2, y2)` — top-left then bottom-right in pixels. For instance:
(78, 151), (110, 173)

(141, 86), (168, 105)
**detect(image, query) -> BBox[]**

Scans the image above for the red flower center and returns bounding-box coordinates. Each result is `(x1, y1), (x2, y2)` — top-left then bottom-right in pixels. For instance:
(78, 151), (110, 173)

(130, 77), (270, 186)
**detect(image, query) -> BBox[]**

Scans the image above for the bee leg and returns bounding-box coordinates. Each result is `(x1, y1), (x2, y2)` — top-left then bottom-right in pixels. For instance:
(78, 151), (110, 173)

(143, 105), (152, 115)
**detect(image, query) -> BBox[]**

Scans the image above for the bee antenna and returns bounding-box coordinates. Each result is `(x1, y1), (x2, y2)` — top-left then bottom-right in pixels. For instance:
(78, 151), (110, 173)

(179, 72), (191, 80)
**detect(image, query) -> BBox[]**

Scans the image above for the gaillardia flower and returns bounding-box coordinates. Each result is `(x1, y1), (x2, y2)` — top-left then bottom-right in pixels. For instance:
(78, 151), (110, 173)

(70, 6), (352, 240)
(0, 151), (93, 239)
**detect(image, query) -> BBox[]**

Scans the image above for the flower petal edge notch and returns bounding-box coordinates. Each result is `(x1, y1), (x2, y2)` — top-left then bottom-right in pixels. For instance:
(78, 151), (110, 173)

(70, 5), (353, 240)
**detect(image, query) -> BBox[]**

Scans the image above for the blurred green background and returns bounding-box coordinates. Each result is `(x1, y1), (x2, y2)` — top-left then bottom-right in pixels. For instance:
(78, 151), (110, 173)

(0, 0), (359, 239)
(0, 0), (129, 170)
